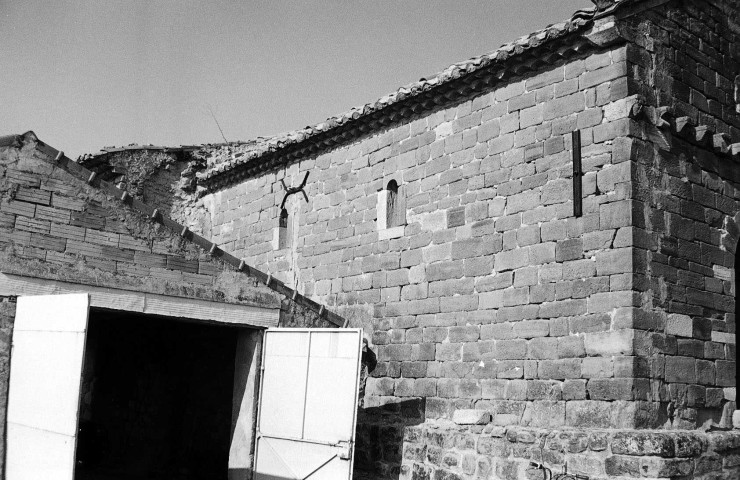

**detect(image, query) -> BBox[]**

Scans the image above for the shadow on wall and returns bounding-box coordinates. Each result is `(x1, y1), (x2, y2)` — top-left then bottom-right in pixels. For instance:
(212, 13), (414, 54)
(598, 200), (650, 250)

(354, 398), (427, 480)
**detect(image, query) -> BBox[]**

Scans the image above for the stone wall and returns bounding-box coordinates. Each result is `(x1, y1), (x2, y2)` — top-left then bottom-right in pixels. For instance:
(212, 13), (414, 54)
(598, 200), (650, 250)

(185, 1), (740, 477)
(397, 424), (740, 480)
(200, 37), (661, 427)
(0, 134), (333, 478)
(611, 0), (740, 430)
(7, 1), (733, 478)
(0, 136), (278, 306)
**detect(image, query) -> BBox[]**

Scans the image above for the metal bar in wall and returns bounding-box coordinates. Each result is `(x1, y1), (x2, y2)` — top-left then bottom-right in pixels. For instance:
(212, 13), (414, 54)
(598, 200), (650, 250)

(572, 130), (583, 218)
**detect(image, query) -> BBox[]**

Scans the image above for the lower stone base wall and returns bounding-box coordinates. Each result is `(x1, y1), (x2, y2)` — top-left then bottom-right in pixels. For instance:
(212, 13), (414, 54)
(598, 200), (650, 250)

(356, 419), (740, 480)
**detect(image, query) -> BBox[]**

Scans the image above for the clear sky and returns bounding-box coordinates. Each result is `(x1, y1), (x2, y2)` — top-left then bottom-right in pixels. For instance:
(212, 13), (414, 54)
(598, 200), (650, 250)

(1, 0), (593, 158)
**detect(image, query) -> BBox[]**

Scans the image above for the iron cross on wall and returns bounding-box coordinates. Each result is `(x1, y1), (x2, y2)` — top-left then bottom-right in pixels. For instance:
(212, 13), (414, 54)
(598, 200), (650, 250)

(280, 171), (310, 209)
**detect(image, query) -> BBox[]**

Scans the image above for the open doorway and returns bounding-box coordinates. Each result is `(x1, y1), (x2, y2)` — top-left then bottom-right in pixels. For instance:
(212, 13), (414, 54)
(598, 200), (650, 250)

(75, 309), (238, 480)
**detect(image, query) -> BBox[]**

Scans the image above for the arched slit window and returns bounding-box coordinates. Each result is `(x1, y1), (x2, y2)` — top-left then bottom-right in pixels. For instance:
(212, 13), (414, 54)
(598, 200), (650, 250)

(386, 179), (405, 228)
(377, 179), (405, 237)
(386, 180), (399, 228)
(278, 208), (289, 249)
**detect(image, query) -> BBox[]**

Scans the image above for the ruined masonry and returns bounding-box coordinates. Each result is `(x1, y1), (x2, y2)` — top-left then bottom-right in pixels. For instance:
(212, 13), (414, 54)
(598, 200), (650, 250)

(2, 0), (740, 479)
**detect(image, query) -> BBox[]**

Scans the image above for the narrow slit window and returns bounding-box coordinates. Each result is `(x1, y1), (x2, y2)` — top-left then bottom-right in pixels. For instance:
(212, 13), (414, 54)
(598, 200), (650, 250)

(278, 208), (290, 249)
(386, 180), (405, 228)
(386, 180), (398, 227)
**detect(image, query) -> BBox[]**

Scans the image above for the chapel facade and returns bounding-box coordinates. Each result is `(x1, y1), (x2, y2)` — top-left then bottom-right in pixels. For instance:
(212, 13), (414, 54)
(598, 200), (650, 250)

(2, 0), (740, 479)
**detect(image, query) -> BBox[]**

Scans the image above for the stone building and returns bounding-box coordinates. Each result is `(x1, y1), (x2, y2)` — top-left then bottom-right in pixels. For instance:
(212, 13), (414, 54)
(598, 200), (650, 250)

(2, 0), (740, 478)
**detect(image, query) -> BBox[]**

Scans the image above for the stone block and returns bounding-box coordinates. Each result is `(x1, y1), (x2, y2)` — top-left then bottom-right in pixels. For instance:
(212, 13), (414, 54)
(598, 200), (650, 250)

(587, 291), (640, 313)
(495, 339), (527, 360)
(665, 356), (697, 384)
(527, 337), (559, 360)
(595, 248), (631, 275)
(600, 200), (632, 229)
(605, 455), (641, 477)
(539, 299), (587, 318)
(539, 359), (581, 379)
(526, 66), (564, 90)
(426, 261), (464, 281)
(696, 359), (716, 385)
(611, 431), (675, 457)
(555, 238), (583, 262)
(494, 248), (529, 272)
(716, 361), (736, 386)
(501, 286), (529, 307)
(582, 357), (613, 378)
(557, 336), (585, 358)
(588, 378), (634, 400)
(452, 409), (492, 425)
(401, 362), (427, 378)
(711, 331), (735, 344)
(448, 326), (480, 343)
(446, 206), (466, 228)
(543, 92), (585, 120)
(520, 105), (544, 128)
(513, 320), (549, 339)
(436, 343), (462, 361)
(580, 62), (627, 89)
(565, 401), (612, 428)
(562, 379), (587, 400)
(479, 290), (503, 310)
(521, 401), (566, 428)
(666, 314), (693, 337)
(489, 133), (515, 154)
(527, 380), (562, 400)
(584, 330), (635, 356)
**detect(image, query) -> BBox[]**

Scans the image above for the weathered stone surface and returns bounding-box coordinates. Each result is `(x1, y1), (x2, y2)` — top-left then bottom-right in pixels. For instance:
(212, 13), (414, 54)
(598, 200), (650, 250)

(452, 409), (492, 425)
(8, 2), (740, 478)
(611, 432), (675, 457)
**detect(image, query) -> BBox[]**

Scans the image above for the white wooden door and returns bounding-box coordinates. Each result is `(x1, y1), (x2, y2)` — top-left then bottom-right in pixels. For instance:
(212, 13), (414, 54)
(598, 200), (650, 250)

(6, 293), (90, 480)
(254, 328), (362, 480)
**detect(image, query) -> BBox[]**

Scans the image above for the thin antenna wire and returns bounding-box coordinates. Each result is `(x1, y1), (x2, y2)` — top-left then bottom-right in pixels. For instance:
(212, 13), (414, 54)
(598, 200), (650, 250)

(208, 104), (228, 143)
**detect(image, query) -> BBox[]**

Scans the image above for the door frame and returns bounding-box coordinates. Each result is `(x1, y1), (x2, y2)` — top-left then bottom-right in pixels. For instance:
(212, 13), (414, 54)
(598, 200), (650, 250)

(0, 272), (279, 327)
(254, 328), (363, 480)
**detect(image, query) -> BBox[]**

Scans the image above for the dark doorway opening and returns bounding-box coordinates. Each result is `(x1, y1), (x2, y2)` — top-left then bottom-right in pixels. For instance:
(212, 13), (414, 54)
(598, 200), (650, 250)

(75, 309), (238, 480)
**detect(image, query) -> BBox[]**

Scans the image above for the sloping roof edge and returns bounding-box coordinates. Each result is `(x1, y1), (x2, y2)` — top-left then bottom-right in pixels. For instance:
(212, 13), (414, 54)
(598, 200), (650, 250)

(200, 0), (643, 191)
(2, 131), (345, 327)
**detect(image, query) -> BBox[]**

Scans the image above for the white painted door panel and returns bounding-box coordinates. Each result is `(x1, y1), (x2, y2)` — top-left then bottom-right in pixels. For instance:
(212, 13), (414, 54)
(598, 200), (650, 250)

(303, 356), (359, 442)
(6, 293), (90, 480)
(6, 424), (77, 479)
(259, 331), (310, 438)
(255, 329), (362, 480)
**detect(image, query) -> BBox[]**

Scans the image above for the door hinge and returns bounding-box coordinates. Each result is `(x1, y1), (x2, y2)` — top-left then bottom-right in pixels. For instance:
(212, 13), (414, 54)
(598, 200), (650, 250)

(337, 441), (352, 460)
